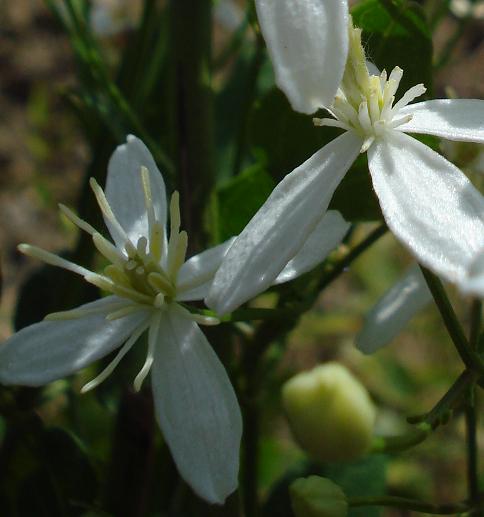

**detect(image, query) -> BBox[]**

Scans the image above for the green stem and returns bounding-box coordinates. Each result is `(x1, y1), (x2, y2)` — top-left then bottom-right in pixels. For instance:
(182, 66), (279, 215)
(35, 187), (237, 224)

(317, 224), (387, 291)
(371, 423), (431, 454)
(169, 0), (214, 251)
(407, 369), (476, 428)
(466, 300), (482, 510)
(349, 495), (475, 514)
(419, 266), (484, 377)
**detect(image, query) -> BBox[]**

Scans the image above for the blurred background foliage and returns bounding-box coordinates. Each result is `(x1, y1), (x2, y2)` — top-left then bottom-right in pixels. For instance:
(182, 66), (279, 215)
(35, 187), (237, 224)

(0, 0), (483, 515)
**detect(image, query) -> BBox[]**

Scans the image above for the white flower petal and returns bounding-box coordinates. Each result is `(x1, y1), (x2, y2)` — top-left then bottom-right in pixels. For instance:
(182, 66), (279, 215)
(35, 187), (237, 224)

(0, 297), (147, 386)
(255, 0), (349, 114)
(398, 99), (484, 143)
(356, 265), (432, 354)
(274, 210), (350, 284)
(106, 135), (167, 248)
(368, 131), (484, 284)
(206, 131), (363, 315)
(151, 307), (242, 504)
(460, 251), (484, 297)
(176, 238), (237, 300)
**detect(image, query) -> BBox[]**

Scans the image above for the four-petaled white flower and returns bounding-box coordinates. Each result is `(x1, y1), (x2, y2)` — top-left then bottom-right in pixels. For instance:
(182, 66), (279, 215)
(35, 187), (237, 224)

(206, 0), (484, 316)
(0, 135), (242, 505)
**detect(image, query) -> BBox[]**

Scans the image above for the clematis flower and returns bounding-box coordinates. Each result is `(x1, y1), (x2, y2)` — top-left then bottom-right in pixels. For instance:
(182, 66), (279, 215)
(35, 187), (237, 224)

(356, 266), (432, 354)
(207, 2), (484, 316)
(0, 135), (242, 504)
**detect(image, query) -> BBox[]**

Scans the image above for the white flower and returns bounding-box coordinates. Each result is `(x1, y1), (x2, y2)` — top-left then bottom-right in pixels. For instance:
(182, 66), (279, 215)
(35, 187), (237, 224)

(0, 135), (241, 505)
(206, 5), (484, 316)
(356, 265), (432, 354)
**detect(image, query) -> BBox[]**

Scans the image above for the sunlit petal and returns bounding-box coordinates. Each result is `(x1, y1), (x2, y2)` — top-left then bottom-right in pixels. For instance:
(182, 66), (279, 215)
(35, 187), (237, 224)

(255, 0), (349, 114)
(0, 297), (147, 386)
(207, 131), (363, 315)
(368, 131), (484, 284)
(176, 238), (236, 300)
(398, 99), (484, 143)
(106, 135), (167, 248)
(151, 307), (242, 504)
(274, 210), (350, 284)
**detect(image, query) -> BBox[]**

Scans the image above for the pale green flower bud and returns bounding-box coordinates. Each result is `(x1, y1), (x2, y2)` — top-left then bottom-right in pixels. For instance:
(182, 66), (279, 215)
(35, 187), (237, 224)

(290, 476), (348, 517)
(282, 363), (376, 462)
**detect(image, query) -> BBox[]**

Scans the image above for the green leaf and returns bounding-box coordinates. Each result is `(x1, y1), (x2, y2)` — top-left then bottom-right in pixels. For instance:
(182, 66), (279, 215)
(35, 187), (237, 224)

(214, 163), (275, 242)
(352, 0), (433, 95)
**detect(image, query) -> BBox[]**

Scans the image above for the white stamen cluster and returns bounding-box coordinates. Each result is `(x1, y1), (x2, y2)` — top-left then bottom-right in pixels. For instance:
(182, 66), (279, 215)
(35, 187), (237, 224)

(18, 167), (218, 393)
(314, 24), (427, 153)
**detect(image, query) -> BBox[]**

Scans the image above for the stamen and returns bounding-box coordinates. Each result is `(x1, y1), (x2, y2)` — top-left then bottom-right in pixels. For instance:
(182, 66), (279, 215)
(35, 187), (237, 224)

(357, 101), (372, 135)
(133, 313), (160, 392)
(368, 91), (380, 124)
(333, 96), (360, 127)
(85, 273), (153, 304)
(89, 178), (137, 256)
(154, 292), (165, 308)
(81, 321), (148, 393)
(149, 222), (165, 263)
(313, 118), (352, 131)
(140, 166), (156, 235)
(92, 233), (125, 266)
(392, 84), (426, 113)
(147, 272), (175, 296)
(174, 304), (220, 326)
(18, 244), (92, 277)
(360, 136), (375, 153)
(106, 304), (141, 321)
(388, 67), (403, 89)
(167, 231), (188, 278)
(59, 204), (97, 235)
(104, 265), (131, 287)
(389, 114), (413, 129)
(136, 236), (149, 261)
(45, 301), (126, 321)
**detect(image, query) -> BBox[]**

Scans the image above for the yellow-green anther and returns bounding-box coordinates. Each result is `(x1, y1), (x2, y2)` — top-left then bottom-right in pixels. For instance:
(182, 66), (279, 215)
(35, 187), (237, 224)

(149, 221), (165, 263)
(168, 230), (188, 279)
(148, 271), (176, 297)
(93, 233), (125, 266)
(59, 204), (97, 235)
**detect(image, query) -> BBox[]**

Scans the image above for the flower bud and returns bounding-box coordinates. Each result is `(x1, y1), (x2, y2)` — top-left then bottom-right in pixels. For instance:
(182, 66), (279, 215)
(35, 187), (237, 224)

(282, 362), (376, 462)
(290, 476), (348, 517)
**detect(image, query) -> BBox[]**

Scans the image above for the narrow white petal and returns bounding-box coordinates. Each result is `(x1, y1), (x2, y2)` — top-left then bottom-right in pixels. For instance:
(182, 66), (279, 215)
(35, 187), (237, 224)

(0, 297), (147, 386)
(206, 132), (363, 315)
(151, 308), (242, 504)
(106, 135), (167, 248)
(175, 280), (213, 303)
(176, 237), (237, 297)
(460, 252), (484, 297)
(398, 99), (484, 143)
(368, 132), (484, 284)
(274, 210), (350, 284)
(255, 0), (349, 114)
(356, 266), (432, 354)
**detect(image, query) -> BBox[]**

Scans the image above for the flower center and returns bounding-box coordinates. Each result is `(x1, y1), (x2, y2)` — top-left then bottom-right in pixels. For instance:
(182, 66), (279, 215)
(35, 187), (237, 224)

(313, 22), (426, 152)
(88, 168), (188, 308)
